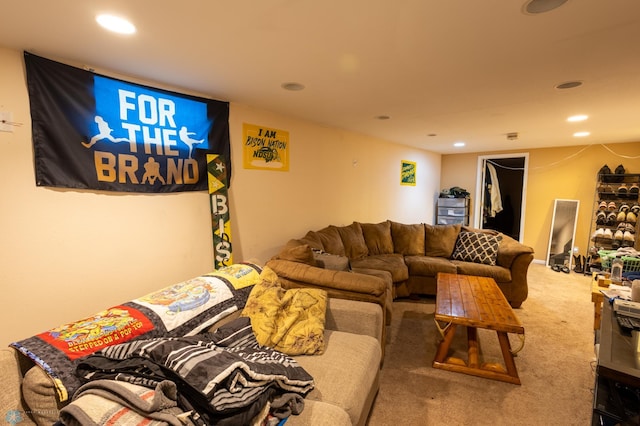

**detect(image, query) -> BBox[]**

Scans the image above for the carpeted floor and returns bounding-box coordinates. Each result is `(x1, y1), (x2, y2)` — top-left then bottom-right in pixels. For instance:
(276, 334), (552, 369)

(366, 263), (596, 426)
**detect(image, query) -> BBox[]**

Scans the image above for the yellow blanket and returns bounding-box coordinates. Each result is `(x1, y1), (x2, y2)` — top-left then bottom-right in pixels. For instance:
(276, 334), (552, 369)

(242, 267), (327, 355)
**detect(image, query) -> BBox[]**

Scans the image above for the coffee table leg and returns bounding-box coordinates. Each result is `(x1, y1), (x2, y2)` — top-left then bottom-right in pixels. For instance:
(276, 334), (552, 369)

(434, 323), (457, 363)
(467, 327), (479, 368)
(497, 331), (520, 383)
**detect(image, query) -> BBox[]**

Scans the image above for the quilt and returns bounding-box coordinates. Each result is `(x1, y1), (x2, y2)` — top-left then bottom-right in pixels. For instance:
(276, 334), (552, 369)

(10, 263), (262, 401)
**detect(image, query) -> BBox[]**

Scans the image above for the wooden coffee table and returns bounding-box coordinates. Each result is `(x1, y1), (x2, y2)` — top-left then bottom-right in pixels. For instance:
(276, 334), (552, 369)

(433, 273), (525, 385)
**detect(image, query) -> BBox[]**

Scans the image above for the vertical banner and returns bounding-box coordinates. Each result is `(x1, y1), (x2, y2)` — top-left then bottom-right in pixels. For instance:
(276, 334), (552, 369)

(25, 52), (230, 193)
(242, 123), (289, 171)
(207, 154), (232, 268)
(401, 160), (417, 186)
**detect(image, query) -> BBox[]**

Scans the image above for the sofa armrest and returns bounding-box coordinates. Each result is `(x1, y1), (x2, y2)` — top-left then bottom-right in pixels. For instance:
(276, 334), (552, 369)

(266, 259), (388, 301)
(497, 235), (534, 269)
(325, 298), (384, 345)
(508, 252), (534, 308)
(266, 259), (389, 360)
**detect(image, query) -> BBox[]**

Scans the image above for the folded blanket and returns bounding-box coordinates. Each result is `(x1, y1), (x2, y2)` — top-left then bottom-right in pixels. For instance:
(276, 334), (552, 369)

(76, 317), (313, 425)
(60, 379), (191, 426)
(241, 266), (327, 355)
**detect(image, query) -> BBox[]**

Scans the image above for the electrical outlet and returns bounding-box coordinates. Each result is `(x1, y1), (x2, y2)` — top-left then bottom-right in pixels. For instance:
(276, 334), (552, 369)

(0, 111), (13, 132)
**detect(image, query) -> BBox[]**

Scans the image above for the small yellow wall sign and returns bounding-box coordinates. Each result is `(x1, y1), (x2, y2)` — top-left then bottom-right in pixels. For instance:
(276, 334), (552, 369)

(400, 160), (416, 186)
(242, 123), (290, 171)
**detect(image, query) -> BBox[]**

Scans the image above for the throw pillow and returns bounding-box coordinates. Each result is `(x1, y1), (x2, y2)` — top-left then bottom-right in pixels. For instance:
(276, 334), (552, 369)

(315, 226), (346, 256)
(360, 221), (394, 255)
(425, 224), (461, 257)
(242, 267), (327, 355)
(390, 222), (425, 255)
(451, 231), (502, 266)
(300, 231), (323, 251)
(336, 222), (369, 259)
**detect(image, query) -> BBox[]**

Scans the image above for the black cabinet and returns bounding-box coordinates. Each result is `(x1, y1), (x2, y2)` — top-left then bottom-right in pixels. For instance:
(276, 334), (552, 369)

(592, 302), (640, 425)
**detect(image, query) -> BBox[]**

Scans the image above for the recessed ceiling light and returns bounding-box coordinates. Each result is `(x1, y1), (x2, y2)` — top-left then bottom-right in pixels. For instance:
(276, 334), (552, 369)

(96, 14), (136, 34)
(453, 142), (465, 147)
(567, 114), (588, 122)
(523, 0), (569, 14)
(555, 80), (583, 90)
(281, 82), (305, 91)
(573, 131), (590, 137)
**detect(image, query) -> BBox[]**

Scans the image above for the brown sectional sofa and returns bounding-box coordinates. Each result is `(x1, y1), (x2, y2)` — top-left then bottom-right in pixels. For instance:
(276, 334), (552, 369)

(267, 221), (535, 327)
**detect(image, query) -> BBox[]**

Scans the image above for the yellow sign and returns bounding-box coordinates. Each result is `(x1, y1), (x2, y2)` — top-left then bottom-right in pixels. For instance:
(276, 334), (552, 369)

(400, 160), (416, 186)
(243, 123), (290, 171)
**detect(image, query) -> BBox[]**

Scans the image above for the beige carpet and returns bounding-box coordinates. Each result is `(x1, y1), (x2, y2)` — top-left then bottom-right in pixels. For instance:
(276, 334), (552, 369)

(367, 263), (596, 426)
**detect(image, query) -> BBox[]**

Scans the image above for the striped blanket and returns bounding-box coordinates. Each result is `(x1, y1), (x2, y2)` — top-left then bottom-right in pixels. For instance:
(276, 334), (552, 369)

(75, 317), (313, 425)
(59, 380), (190, 426)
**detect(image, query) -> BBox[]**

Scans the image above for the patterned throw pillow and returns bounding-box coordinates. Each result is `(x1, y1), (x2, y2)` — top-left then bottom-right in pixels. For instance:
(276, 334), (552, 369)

(451, 231), (502, 265)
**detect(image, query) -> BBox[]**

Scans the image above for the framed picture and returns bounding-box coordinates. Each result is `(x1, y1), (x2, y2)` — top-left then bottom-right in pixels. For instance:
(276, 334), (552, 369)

(400, 160), (416, 186)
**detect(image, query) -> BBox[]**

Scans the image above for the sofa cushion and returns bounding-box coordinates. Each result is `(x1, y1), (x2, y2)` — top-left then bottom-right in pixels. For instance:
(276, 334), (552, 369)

(293, 329), (380, 426)
(390, 222), (425, 255)
(286, 400), (352, 426)
(404, 255), (457, 277)
(424, 224), (461, 257)
(451, 231), (502, 266)
(316, 226), (346, 256)
(277, 241), (316, 265)
(359, 221), (394, 255)
(350, 254), (409, 283)
(242, 267), (327, 355)
(336, 222), (369, 259)
(313, 251), (351, 271)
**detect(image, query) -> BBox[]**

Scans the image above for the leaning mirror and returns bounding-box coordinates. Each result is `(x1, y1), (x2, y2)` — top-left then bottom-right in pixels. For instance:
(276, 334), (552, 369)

(546, 199), (580, 271)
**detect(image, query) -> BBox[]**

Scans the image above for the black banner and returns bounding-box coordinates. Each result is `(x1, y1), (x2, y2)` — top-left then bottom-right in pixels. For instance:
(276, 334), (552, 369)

(25, 52), (230, 192)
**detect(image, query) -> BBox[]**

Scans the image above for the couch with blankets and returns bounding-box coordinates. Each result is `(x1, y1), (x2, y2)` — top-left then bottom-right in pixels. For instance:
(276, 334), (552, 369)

(0, 263), (383, 426)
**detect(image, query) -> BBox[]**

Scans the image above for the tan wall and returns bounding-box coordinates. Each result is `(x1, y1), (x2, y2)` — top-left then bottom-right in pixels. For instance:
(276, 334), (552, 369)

(0, 46), (441, 345)
(228, 105), (442, 263)
(442, 143), (640, 262)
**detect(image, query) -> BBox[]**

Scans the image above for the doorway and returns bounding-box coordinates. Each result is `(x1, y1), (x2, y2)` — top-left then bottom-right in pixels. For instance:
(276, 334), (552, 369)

(474, 154), (528, 242)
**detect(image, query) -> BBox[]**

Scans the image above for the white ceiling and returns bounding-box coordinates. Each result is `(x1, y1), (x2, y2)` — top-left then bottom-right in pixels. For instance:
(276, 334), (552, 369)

(1, 0), (639, 154)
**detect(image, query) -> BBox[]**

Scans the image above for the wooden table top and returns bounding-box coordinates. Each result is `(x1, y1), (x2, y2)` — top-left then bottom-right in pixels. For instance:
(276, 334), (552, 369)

(436, 273), (524, 334)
